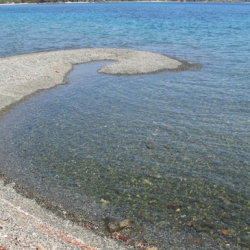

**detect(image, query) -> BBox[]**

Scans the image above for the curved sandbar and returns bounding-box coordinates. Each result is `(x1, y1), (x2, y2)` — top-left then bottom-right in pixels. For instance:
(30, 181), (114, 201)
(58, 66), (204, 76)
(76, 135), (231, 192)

(0, 48), (187, 115)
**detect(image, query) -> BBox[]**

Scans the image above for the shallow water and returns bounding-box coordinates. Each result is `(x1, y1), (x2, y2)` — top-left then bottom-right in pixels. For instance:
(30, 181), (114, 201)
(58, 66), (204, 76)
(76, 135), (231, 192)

(0, 60), (250, 248)
(0, 2), (250, 249)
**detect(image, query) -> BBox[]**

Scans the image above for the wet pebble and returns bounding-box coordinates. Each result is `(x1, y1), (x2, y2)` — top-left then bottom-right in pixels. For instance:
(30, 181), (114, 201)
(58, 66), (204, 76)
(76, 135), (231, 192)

(105, 217), (135, 232)
(108, 221), (120, 232)
(119, 219), (135, 229)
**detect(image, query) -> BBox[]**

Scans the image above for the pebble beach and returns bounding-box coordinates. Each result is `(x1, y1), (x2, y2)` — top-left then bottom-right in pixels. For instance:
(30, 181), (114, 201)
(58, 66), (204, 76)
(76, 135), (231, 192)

(0, 179), (135, 250)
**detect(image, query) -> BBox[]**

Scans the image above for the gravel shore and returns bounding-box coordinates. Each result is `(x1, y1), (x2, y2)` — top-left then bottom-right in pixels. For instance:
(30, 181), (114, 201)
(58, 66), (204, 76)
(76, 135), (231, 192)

(0, 179), (135, 250)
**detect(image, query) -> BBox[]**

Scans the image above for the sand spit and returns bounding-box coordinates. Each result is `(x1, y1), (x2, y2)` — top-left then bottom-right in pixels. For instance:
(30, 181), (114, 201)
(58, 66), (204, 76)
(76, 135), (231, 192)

(0, 48), (186, 116)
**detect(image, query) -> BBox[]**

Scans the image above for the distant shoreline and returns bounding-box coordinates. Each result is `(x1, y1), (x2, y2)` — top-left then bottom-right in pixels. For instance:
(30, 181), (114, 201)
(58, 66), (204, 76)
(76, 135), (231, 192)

(0, 0), (249, 5)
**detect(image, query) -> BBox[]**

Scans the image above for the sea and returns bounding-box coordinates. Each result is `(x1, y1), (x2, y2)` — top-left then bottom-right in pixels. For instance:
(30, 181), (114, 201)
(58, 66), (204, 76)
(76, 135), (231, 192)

(0, 2), (250, 249)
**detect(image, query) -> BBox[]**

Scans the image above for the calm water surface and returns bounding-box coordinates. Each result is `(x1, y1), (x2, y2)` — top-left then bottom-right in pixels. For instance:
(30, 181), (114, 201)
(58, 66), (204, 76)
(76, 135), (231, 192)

(0, 3), (250, 249)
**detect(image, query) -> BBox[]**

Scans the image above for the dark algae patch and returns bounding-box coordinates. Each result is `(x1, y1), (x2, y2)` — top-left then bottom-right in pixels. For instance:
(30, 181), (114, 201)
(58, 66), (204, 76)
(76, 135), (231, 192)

(0, 63), (249, 249)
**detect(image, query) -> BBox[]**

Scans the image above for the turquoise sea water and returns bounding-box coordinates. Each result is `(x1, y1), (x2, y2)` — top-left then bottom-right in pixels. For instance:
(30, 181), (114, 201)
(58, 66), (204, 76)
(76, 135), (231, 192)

(0, 3), (250, 249)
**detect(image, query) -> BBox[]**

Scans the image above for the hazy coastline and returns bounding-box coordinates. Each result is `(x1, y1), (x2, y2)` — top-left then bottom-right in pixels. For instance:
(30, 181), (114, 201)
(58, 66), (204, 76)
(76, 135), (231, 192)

(1, 0), (249, 5)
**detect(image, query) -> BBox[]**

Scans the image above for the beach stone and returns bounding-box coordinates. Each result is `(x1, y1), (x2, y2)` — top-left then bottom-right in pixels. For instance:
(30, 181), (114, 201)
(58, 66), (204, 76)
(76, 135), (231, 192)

(105, 216), (135, 232)
(119, 219), (134, 229)
(145, 141), (157, 149)
(36, 244), (46, 250)
(107, 221), (120, 232)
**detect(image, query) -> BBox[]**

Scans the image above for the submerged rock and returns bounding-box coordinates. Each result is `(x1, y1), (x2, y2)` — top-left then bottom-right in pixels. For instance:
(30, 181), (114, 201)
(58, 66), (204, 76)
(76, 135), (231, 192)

(108, 221), (120, 232)
(105, 217), (135, 232)
(119, 219), (135, 229)
(145, 141), (157, 149)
